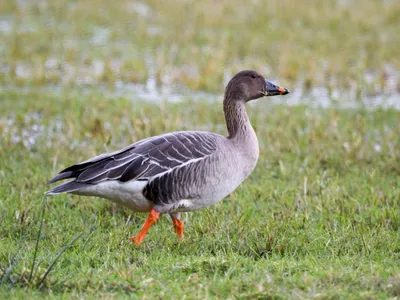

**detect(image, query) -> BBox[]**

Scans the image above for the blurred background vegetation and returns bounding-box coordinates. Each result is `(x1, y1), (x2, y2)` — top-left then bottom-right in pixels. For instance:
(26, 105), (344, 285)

(0, 0), (399, 100)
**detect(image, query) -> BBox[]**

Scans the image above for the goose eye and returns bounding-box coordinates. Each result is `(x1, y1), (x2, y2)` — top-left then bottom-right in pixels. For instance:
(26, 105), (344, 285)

(251, 74), (257, 78)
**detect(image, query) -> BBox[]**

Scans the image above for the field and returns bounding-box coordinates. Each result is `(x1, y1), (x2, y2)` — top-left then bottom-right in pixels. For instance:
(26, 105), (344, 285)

(1, 0), (400, 299)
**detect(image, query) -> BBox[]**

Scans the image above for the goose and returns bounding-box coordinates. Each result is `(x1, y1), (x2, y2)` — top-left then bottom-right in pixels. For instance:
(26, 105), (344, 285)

(46, 70), (289, 245)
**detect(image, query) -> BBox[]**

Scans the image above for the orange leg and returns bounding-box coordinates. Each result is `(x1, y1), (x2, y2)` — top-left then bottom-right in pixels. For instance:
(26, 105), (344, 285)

(172, 217), (184, 239)
(129, 209), (160, 245)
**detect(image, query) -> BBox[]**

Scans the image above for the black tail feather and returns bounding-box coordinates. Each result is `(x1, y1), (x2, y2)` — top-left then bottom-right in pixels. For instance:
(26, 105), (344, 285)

(45, 181), (89, 195)
(46, 171), (77, 185)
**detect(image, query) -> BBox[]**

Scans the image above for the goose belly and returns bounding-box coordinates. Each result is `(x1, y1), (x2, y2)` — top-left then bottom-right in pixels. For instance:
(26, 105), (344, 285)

(72, 180), (153, 212)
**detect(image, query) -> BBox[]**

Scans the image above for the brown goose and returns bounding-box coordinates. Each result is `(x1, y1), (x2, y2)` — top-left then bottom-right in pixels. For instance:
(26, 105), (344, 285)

(46, 70), (289, 244)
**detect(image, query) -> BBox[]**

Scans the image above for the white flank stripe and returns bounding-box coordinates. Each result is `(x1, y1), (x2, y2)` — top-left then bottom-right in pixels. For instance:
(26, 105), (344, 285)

(150, 155), (210, 180)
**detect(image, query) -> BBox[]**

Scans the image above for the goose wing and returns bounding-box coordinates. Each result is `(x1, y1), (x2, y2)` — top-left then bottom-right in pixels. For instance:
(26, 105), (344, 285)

(46, 131), (218, 194)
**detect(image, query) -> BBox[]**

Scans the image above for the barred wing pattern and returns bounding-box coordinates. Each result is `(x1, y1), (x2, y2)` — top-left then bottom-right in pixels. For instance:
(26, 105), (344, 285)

(46, 131), (218, 199)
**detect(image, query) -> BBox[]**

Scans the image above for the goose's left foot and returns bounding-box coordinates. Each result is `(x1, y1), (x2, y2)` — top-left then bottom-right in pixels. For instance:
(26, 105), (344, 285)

(130, 209), (160, 245)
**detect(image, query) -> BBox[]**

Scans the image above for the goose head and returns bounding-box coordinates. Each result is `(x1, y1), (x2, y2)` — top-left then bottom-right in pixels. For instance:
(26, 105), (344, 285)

(225, 70), (289, 102)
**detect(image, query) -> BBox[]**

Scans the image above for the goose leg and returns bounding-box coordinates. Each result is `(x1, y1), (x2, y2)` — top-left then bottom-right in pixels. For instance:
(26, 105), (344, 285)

(170, 212), (184, 239)
(130, 209), (160, 245)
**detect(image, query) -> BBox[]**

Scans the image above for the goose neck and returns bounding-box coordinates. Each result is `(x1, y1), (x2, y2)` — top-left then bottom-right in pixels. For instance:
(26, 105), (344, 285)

(223, 99), (252, 140)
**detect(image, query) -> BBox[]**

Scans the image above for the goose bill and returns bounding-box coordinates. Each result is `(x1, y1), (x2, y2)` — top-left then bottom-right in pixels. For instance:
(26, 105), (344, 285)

(264, 79), (290, 96)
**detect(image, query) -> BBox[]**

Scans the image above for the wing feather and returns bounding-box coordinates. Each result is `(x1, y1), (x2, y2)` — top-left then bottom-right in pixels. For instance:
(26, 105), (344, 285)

(46, 131), (218, 194)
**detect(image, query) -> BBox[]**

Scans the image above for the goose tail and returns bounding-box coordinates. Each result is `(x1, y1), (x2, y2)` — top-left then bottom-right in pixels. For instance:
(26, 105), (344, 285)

(45, 180), (89, 195)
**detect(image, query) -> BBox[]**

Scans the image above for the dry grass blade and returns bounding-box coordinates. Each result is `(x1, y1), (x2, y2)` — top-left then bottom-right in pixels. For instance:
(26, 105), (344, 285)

(28, 197), (46, 283)
(37, 232), (83, 288)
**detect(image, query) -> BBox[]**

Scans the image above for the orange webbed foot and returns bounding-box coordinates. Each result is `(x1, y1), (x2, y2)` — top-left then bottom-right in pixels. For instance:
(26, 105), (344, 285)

(172, 217), (184, 240)
(130, 209), (160, 245)
(129, 235), (145, 245)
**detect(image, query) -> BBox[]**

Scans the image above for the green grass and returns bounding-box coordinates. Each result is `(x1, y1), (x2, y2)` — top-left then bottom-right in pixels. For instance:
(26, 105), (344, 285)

(1, 89), (399, 298)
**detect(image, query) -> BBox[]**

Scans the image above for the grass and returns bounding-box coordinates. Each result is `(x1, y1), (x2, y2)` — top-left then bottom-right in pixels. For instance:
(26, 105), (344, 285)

(0, 89), (399, 298)
(1, 0), (400, 298)
(0, 0), (399, 92)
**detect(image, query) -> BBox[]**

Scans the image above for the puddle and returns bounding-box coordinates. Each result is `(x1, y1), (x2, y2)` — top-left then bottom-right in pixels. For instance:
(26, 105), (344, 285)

(127, 1), (153, 18)
(1, 71), (399, 110)
(0, 112), (65, 151)
(90, 27), (111, 46)
(2, 53), (398, 110)
(1, 6), (398, 110)
(0, 18), (12, 33)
